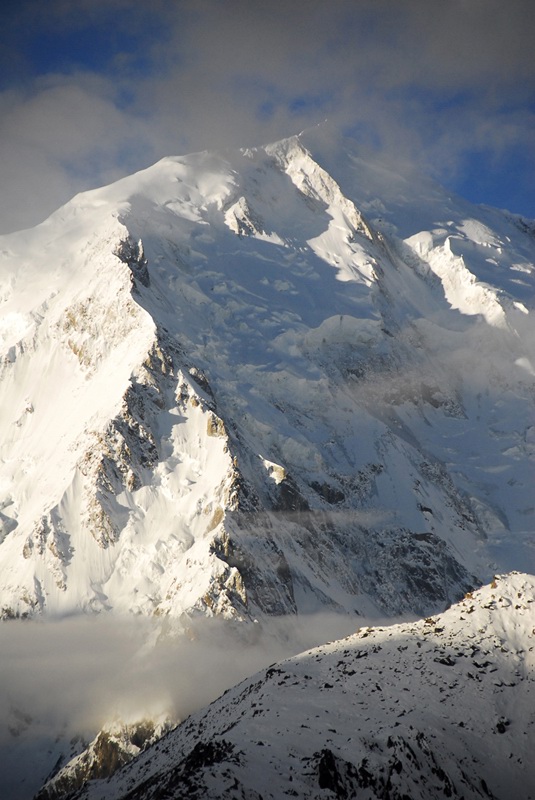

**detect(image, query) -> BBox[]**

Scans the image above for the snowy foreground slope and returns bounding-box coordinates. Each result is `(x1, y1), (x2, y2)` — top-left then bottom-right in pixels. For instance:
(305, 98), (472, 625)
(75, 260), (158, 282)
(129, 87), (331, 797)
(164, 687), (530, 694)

(1, 129), (535, 623)
(58, 573), (535, 800)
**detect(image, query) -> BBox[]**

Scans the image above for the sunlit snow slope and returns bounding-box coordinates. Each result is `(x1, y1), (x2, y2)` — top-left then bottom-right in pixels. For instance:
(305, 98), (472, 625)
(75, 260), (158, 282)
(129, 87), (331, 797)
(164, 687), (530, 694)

(1, 130), (534, 621)
(68, 572), (535, 800)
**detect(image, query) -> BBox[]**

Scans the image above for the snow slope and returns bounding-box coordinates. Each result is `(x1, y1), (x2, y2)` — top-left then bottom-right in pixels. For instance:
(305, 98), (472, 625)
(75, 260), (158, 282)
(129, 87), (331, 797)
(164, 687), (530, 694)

(1, 132), (534, 625)
(65, 572), (535, 800)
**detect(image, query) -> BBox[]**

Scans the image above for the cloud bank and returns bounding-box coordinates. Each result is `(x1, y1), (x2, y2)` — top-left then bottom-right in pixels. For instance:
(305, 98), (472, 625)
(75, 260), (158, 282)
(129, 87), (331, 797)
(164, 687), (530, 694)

(1, 0), (534, 233)
(0, 611), (367, 797)
(0, 611), (367, 739)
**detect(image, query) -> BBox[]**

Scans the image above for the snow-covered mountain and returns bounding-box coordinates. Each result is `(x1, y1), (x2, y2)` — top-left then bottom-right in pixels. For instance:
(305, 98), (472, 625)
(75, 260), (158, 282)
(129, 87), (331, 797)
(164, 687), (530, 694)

(1, 128), (535, 798)
(54, 572), (535, 800)
(1, 130), (534, 625)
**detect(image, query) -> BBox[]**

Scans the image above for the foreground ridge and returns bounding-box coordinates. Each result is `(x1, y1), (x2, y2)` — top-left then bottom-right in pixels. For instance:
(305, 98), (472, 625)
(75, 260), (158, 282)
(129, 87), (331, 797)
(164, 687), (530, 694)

(63, 573), (535, 800)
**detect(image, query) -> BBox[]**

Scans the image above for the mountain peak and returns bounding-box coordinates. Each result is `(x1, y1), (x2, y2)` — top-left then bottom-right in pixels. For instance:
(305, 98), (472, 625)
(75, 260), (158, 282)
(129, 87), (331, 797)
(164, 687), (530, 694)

(2, 131), (535, 799)
(1, 133), (535, 623)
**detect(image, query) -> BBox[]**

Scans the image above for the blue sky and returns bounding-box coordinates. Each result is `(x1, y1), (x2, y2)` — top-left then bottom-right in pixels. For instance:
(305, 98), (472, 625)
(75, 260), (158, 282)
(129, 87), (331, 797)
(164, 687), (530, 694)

(1, 0), (533, 233)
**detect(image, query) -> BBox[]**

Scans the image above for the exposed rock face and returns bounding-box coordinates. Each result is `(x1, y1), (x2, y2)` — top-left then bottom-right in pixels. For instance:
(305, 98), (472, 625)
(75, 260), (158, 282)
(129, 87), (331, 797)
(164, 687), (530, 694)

(36, 718), (173, 800)
(115, 236), (150, 288)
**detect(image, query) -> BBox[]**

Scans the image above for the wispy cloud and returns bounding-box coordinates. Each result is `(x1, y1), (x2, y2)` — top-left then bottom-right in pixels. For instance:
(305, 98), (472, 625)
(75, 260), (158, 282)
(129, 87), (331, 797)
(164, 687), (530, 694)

(1, 1), (534, 226)
(0, 611), (371, 797)
(0, 611), (368, 740)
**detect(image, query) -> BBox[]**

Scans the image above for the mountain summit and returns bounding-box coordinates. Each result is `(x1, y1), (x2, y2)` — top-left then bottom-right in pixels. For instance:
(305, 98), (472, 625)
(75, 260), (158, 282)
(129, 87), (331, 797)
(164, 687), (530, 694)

(1, 132), (534, 624)
(2, 131), (535, 800)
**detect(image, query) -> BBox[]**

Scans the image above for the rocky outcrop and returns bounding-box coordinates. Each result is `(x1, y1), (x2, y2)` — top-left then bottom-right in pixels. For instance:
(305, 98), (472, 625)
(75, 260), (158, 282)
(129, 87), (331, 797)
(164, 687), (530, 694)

(36, 718), (173, 800)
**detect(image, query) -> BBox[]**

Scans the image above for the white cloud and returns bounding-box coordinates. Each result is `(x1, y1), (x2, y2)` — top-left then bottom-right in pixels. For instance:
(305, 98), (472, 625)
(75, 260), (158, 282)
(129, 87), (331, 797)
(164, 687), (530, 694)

(1, 2), (533, 226)
(0, 612), (362, 741)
